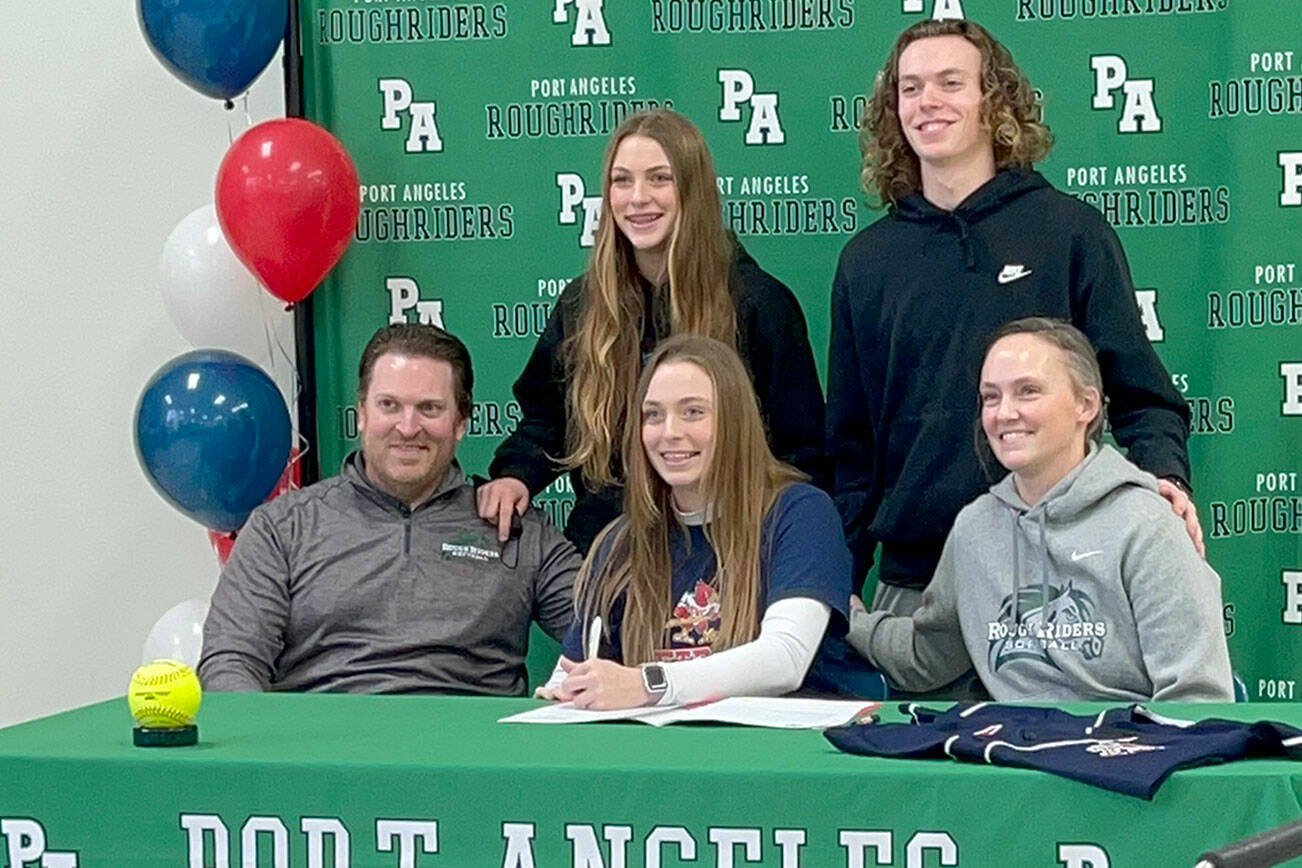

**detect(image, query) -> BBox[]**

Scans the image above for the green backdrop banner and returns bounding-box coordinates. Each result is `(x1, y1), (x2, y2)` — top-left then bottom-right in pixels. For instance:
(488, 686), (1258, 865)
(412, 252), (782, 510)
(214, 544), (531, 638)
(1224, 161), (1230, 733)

(1, 694), (1300, 866)
(295, 0), (1302, 699)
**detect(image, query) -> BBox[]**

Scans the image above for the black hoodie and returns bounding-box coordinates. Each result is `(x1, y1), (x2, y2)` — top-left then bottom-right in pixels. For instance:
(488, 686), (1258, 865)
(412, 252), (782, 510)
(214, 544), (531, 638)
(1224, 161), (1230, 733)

(491, 243), (827, 554)
(827, 168), (1190, 591)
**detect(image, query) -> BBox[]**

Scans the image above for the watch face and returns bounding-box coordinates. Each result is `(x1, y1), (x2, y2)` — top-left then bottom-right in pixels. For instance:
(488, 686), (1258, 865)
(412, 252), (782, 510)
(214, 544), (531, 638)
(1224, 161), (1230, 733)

(643, 664), (668, 692)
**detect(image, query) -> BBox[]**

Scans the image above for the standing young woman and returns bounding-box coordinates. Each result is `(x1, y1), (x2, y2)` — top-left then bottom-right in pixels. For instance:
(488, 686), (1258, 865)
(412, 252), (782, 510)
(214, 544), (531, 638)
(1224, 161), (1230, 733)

(540, 336), (870, 710)
(847, 318), (1233, 702)
(477, 109), (825, 553)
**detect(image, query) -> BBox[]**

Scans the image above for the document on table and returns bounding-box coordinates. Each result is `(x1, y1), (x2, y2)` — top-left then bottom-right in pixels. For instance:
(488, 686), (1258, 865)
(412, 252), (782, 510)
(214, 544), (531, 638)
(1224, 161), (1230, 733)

(499, 697), (881, 729)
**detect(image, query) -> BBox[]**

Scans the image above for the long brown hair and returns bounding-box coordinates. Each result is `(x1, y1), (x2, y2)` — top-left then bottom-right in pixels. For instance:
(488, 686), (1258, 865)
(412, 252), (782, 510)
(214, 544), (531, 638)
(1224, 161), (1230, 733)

(563, 110), (736, 489)
(575, 335), (805, 664)
(860, 19), (1053, 205)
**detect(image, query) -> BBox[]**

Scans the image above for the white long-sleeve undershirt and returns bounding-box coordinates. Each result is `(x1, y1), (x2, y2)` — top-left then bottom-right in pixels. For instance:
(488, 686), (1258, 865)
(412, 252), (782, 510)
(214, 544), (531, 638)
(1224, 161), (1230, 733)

(543, 596), (832, 706)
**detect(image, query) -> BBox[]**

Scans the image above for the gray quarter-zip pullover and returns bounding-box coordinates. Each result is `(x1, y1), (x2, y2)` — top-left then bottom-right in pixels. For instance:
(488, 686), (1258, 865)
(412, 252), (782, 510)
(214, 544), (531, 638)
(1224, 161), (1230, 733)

(200, 453), (579, 695)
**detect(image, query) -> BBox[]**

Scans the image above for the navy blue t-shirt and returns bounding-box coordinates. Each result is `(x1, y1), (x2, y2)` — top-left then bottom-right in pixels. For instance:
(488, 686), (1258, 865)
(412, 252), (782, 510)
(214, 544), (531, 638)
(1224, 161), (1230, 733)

(561, 484), (886, 697)
(825, 702), (1302, 799)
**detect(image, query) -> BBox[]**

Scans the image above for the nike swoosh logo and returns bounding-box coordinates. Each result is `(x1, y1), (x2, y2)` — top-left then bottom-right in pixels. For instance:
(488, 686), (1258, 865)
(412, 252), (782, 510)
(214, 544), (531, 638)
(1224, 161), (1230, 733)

(997, 266), (1032, 285)
(1071, 550), (1102, 561)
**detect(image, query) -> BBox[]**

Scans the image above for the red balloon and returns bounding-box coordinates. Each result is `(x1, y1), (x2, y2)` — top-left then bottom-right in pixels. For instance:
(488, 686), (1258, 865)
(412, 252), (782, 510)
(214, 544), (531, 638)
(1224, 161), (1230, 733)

(206, 447), (303, 566)
(215, 118), (360, 304)
(271, 446), (303, 499)
(208, 529), (238, 565)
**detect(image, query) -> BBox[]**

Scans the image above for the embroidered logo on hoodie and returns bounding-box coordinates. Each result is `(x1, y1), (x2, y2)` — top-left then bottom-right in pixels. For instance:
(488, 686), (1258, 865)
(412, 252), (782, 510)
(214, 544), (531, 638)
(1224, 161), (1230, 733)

(996, 263), (1033, 284)
(986, 584), (1108, 671)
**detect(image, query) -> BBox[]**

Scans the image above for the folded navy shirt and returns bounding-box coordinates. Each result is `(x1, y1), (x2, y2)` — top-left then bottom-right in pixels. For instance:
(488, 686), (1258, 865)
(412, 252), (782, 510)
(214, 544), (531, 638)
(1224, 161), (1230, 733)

(825, 701), (1302, 799)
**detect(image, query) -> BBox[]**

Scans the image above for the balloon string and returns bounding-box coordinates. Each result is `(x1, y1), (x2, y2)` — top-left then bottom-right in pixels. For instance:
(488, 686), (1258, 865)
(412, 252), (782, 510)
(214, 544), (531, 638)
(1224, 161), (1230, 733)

(288, 357), (306, 458)
(291, 432), (311, 490)
(225, 94), (254, 144)
(264, 304), (299, 388)
(258, 298), (278, 376)
(260, 300), (308, 474)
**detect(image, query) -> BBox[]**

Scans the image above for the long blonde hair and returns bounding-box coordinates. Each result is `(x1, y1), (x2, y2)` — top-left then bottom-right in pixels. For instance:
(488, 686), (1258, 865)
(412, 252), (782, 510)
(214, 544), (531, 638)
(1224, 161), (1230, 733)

(563, 110), (736, 489)
(860, 19), (1053, 205)
(575, 335), (805, 664)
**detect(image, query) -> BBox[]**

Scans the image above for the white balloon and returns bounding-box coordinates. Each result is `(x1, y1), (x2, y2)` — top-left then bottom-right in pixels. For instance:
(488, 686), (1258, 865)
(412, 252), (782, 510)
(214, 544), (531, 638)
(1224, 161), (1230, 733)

(142, 598), (211, 668)
(159, 204), (293, 368)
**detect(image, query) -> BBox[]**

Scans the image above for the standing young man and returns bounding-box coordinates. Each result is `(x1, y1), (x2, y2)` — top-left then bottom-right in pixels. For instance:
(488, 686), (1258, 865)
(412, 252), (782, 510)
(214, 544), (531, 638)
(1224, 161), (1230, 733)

(828, 19), (1198, 616)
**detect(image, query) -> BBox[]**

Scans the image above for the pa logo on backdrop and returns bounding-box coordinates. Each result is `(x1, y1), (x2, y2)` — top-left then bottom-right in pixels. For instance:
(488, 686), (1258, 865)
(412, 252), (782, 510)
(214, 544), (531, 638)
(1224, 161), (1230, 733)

(1283, 362), (1302, 416)
(1091, 56), (1161, 133)
(554, 0), (610, 45)
(1280, 151), (1302, 206)
(1284, 569), (1302, 626)
(899, 0), (965, 19)
(379, 78), (443, 152)
(718, 70), (785, 145)
(557, 173), (601, 247)
(387, 277), (445, 327)
(1135, 288), (1164, 342)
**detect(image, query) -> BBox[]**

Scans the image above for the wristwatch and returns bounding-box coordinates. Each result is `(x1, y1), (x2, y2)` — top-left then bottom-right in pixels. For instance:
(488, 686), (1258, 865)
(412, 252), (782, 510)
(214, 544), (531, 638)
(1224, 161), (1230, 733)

(641, 663), (668, 696)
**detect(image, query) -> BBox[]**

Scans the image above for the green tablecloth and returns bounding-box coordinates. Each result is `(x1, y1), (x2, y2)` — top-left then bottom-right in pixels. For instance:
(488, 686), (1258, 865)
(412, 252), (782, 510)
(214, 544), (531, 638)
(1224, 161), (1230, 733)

(1, 694), (1299, 867)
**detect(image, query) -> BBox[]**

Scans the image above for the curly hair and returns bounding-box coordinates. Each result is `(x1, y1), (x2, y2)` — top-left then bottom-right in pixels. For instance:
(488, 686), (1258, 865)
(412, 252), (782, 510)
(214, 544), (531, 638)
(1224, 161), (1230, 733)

(860, 19), (1053, 205)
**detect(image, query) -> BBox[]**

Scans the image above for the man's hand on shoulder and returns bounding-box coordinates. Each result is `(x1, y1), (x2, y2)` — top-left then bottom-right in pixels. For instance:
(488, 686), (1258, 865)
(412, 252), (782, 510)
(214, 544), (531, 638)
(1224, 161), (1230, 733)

(1157, 477), (1204, 559)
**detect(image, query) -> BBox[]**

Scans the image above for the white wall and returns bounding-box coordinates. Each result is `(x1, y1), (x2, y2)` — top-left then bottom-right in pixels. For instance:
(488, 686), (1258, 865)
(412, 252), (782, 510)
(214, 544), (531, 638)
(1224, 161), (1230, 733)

(0, 8), (288, 727)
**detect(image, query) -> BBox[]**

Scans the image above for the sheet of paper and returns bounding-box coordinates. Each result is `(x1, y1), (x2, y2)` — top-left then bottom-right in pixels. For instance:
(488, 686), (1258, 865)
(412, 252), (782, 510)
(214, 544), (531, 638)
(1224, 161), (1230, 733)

(499, 697), (880, 729)
(497, 703), (665, 724)
(638, 697), (881, 729)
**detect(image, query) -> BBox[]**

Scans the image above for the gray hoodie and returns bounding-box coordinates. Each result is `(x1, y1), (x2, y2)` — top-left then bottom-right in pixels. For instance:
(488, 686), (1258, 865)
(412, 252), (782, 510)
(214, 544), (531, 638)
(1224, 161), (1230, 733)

(848, 445), (1233, 702)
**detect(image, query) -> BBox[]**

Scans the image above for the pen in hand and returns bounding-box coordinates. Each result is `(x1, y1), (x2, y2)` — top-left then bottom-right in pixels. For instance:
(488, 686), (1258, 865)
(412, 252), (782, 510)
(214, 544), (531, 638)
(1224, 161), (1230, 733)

(586, 616), (603, 662)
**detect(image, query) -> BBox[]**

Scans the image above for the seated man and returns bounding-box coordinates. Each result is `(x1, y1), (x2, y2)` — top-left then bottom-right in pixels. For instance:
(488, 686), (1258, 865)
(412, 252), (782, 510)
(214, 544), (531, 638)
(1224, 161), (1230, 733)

(847, 318), (1233, 702)
(200, 323), (579, 695)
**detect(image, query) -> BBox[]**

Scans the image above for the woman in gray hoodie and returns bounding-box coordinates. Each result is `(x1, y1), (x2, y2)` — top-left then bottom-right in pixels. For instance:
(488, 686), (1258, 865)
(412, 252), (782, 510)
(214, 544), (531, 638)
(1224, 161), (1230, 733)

(847, 317), (1233, 701)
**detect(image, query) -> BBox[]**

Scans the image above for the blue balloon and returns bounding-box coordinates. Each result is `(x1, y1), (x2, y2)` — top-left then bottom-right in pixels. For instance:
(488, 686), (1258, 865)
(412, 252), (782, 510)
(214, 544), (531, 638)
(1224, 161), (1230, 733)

(138, 0), (288, 101)
(135, 350), (291, 532)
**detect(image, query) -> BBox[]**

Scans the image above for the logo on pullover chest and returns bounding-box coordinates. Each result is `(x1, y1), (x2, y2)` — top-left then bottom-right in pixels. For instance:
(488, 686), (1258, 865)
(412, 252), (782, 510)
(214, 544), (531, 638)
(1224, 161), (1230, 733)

(996, 263), (1033, 285)
(986, 584), (1108, 672)
(441, 531), (500, 562)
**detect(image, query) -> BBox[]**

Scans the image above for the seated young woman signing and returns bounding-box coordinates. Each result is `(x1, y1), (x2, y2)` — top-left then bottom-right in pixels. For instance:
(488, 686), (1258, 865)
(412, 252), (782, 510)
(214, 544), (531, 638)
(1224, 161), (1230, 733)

(539, 335), (854, 710)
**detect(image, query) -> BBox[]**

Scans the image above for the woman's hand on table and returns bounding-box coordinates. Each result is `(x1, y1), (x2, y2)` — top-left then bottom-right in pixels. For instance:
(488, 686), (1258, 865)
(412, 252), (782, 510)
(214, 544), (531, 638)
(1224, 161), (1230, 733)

(558, 657), (653, 710)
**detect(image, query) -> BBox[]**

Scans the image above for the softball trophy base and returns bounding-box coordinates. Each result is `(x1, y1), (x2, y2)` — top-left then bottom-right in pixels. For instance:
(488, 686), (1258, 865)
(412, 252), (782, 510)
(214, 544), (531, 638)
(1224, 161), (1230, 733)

(133, 724), (198, 747)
